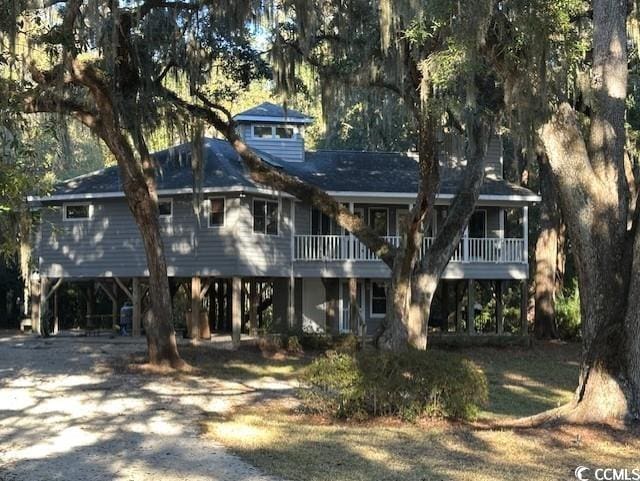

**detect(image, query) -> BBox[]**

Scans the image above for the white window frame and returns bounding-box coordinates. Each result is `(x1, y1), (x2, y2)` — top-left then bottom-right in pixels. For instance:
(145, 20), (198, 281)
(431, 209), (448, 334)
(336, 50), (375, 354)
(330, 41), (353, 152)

(469, 208), (488, 238)
(158, 198), (173, 219)
(63, 202), (93, 221)
(368, 207), (389, 237)
(251, 124), (298, 141)
(370, 281), (387, 318)
(252, 198), (279, 235)
(207, 197), (226, 228)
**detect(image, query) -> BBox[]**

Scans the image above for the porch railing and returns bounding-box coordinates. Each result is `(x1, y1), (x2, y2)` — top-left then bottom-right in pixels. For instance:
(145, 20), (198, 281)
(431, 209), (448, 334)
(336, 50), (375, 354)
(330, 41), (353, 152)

(294, 235), (526, 264)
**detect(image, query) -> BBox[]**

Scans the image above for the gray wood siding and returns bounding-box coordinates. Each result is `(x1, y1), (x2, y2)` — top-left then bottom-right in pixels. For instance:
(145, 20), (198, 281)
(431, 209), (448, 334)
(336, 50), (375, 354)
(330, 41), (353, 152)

(37, 194), (293, 278)
(240, 124), (305, 163)
(440, 134), (503, 179)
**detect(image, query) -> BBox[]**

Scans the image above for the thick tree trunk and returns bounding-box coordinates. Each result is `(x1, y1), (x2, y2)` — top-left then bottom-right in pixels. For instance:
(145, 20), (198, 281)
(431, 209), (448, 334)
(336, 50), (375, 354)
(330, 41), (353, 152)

(412, 110), (492, 338)
(378, 116), (440, 351)
(534, 153), (560, 339)
(86, 99), (183, 367)
(540, 115), (633, 421)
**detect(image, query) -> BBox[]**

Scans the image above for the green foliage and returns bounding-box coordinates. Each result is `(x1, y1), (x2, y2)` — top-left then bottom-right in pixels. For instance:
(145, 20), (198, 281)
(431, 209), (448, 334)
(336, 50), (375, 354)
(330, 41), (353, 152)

(300, 349), (488, 421)
(556, 280), (581, 341)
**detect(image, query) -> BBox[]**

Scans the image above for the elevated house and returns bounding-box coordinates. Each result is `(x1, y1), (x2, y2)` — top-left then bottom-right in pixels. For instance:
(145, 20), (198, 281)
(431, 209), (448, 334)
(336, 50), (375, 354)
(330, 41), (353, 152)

(27, 102), (539, 341)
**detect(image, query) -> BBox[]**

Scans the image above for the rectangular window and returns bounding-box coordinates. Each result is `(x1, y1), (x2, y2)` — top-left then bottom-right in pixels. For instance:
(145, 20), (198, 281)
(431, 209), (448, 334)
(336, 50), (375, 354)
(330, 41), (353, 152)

(469, 209), (487, 238)
(275, 126), (294, 139)
(158, 199), (172, 217)
(253, 125), (273, 138)
(253, 199), (278, 235)
(369, 208), (389, 237)
(311, 208), (331, 235)
(63, 203), (91, 220)
(371, 282), (387, 317)
(209, 197), (225, 227)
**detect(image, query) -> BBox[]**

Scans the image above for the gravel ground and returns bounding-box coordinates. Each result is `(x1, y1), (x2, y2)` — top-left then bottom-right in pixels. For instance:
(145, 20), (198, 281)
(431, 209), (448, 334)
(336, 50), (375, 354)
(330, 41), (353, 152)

(0, 332), (291, 481)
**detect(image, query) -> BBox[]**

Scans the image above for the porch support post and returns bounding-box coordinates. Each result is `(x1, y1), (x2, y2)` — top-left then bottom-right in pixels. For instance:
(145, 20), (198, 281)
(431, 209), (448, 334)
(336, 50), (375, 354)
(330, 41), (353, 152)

(348, 277), (360, 335)
(208, 278), (217, 333)
(520, 279), (529, 336)
(199, 279), (211, 340)
(496, 280), (504, 334)
(441, 281), (450, 333)
(467, 279), (475, 334)
(112, 282), (119, 329)
(40, 277), (49, 335)
(522, 206), (529, 258)
(132, 278), (141, 336)
(53, 288), (59, 335)
(289, 200), (296, 327)
(249, 279), (258, 335)
(86, 283), (95, 329)
(455, 281), (464, 332)
(190, 276), (201, 340)
(29, 274), (42, 334)
(231, 277), (242, 348)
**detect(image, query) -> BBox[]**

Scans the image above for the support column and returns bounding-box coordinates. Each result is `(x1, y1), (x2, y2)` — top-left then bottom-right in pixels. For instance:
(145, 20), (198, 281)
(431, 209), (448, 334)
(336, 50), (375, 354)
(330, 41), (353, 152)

(522, 206), (529, 257)
(86, 283), (95, 329)
(249, 280), (258, 335)
(455, 281), (464, 332)
(111, 282), (119, 329)
(53, 288), (59, 335)
(496, 280), (504, 334)
(467, 279), (475, 334)
(41, 278), (49, 335)
(29, 273), (41, 335)
(348, 278), (360, 334)
(520, 279), (529, 336)
(199, 280), (211, 340)
(441, 281), (450, 333)
(190, 276), (201, 340)
(209, 279), (217, 333)
(132, 278), (141, 336)
(231, 277), (241, 348)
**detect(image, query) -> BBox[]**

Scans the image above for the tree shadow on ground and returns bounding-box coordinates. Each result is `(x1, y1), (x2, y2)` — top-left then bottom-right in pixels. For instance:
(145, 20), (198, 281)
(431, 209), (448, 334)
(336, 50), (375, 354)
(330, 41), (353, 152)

(0, 334), (295, 481)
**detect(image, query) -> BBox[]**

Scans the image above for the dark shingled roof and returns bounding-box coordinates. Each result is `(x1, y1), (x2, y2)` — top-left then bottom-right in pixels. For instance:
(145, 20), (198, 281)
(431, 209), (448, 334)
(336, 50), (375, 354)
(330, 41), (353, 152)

(46, 138), (538, 200)
(234, 102), (312, 122)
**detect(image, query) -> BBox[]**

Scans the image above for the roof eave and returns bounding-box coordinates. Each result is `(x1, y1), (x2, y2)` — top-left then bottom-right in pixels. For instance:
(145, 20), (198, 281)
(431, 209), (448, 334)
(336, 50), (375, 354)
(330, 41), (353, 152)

(29, 189), (540, 205)
(233, 115), (314, 124)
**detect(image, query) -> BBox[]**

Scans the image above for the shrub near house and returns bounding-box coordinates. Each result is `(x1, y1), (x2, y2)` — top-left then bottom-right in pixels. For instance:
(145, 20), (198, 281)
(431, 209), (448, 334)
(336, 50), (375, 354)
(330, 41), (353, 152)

(301, 350), (488, 421)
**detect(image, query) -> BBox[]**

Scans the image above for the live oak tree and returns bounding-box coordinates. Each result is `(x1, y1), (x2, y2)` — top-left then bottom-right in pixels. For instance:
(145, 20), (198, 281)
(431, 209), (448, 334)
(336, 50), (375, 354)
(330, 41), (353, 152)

(167, 0), (503, 351)
(0, 0), (267, 367)
(486, 0), (640, 423)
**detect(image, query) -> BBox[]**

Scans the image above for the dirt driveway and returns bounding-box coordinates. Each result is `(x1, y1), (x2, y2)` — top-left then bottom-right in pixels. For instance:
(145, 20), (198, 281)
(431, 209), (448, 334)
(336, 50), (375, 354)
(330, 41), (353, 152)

(0, 333), (292, 481)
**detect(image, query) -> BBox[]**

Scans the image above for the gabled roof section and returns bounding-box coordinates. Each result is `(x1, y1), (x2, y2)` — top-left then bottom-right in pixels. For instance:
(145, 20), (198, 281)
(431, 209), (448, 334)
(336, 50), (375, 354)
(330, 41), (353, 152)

(233, 102), (313, 124)
(30, 140), (540, 204)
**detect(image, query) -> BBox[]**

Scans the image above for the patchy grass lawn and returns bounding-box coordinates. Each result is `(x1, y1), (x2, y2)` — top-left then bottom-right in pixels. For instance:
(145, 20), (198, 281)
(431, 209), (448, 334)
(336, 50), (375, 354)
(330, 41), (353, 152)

(202, 341), (640, 481)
